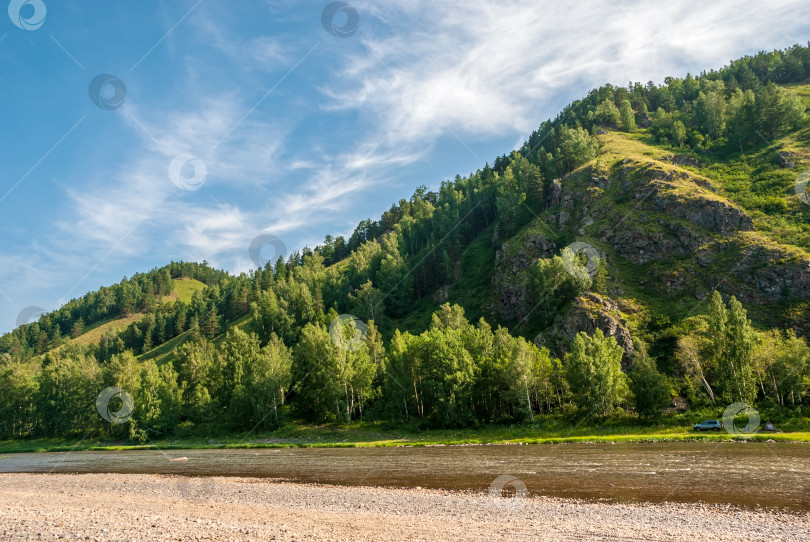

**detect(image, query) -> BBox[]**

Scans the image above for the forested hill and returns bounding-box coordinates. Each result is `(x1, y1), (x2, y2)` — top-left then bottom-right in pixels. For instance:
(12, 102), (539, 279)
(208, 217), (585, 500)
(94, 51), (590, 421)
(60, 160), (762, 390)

(2, 44), (810, 439)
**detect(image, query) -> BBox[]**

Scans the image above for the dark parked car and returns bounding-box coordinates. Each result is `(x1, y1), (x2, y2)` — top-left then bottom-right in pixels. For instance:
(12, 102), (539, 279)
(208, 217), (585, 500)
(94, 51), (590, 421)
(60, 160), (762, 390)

(693, 420), (723, 431)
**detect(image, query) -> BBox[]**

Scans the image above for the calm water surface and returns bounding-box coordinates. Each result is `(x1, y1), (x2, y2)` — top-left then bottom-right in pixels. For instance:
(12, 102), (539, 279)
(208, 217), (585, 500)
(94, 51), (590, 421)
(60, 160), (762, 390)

(1, 442), (808, 510)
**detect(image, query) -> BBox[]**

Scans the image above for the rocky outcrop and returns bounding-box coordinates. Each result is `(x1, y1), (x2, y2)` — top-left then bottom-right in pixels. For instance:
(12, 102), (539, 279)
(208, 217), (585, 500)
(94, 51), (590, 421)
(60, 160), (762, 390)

(601, 226), (672, 264)
(777, 151), (796, 168)
(634, 175), (751, 234)
(669, 223), (706, 253)
(433, 285), (449, 304)
(734, 245), (810, 303)
(493, 233), (558, 321)
(547, 179), (563, 207)
(539, 293), (636, 371)
(495, 234), (557, 273)
(663, 154), (701, 168)
(654, 192), (752, 234)
(691, 238), (810, 305)
(597, 218), (707, 265)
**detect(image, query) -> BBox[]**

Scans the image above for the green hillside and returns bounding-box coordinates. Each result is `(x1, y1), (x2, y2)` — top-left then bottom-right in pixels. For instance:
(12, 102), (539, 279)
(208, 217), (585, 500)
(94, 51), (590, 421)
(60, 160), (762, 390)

(2, 45), (810, 445)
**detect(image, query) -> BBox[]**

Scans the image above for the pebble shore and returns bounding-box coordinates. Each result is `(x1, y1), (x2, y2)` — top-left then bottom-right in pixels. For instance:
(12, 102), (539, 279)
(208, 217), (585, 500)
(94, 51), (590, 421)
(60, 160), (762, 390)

(1, 473), (807, 541)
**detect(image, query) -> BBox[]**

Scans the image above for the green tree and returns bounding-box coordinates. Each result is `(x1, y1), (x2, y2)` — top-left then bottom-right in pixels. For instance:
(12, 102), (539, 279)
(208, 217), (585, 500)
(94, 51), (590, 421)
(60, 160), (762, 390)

(0, 363), (38, 439)
(619, 99), (636, 132)
(174, 338), (221, 424)
(242, 333), (293, 427)
(348, 280), (385, 323)
(133, 361), (182, 441)
(218, 328), (262, 425)
(695, 89), (727, 140)
(671, 120), (687, 147)
(71, 318), (85, 339)
(556, 125), (599, 172)
(676, 331), (716, 405)
(706, 292), (757, 403)
(293, 322), (348, 422)
(753, 331), (809, 406)
(526, 250), (591, 327)
(629, 343), (670, 419)
(495, 166), (526, 236)
(565, 329), (628, 416)
(594, 98), (621, 127)
(375, 233), (414, 316)
(35, 355), (101, 437)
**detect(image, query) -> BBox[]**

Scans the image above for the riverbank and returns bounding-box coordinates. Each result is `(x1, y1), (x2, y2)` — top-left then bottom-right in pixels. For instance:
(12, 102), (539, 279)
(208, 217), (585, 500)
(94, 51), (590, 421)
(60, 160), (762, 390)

(1, 473), (807, 541)
(2, 422), (809, 454)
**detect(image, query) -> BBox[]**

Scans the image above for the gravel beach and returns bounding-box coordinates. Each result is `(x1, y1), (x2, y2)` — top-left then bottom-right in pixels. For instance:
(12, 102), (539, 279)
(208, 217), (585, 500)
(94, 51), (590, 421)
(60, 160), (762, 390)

(1, 473), (807, 541)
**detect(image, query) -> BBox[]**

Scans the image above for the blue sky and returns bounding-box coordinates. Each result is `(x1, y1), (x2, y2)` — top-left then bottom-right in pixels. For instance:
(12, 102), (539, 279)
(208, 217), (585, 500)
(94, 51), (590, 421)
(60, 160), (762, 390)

(1, 0), (809, 333)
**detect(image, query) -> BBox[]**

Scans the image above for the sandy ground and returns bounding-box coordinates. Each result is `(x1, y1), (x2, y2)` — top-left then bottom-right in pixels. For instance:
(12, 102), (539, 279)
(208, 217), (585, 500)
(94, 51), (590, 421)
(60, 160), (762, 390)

(0, 473), (807, 541)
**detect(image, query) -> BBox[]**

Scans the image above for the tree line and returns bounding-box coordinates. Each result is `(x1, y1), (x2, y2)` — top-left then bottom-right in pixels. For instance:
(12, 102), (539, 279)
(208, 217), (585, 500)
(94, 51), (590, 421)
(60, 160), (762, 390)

(2, 285), (809, 440)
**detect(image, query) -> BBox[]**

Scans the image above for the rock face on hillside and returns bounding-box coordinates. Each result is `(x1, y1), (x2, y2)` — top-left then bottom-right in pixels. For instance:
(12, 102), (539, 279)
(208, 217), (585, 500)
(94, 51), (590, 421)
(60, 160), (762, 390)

(538, 293), (636, 371)
(600, 224), (694, 265)
(693, 241), (810, 304)
(589, 162), (751, 264)
(649, 187), (753, 234)
(493, 233), (557, 321)
(490, 146), (809, 359)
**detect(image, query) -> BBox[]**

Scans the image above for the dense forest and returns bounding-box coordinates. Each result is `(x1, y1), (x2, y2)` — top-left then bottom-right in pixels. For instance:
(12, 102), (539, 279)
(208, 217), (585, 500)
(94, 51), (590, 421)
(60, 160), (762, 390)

(2, 45), (810, 441)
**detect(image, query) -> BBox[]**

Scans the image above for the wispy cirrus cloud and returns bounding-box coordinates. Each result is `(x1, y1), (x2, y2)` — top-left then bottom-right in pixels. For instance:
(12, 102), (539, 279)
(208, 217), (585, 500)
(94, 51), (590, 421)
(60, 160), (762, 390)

(326, 0), (810, 147)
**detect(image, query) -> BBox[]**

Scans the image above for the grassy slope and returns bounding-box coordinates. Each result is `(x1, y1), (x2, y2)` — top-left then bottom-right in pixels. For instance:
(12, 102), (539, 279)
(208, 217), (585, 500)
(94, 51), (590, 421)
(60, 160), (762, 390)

(52, 278), (207, 357)
(59, 314), (143, 348)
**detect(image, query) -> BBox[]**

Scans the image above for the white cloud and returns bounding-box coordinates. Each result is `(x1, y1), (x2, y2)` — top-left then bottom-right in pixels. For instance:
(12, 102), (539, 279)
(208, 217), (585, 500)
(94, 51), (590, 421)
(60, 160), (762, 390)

(326, 0), (810, 148)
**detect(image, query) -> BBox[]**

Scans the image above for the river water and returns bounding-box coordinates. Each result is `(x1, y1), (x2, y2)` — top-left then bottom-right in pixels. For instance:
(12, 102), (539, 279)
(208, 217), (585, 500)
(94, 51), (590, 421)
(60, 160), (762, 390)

(1, 442), (808, 510)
